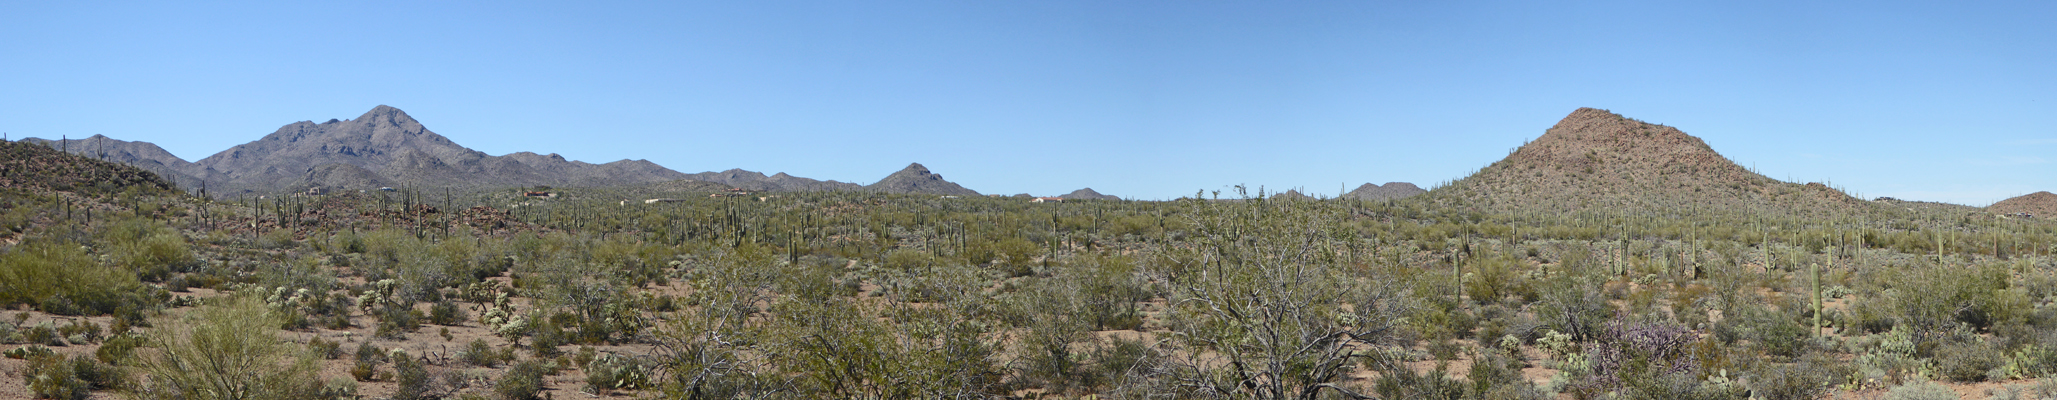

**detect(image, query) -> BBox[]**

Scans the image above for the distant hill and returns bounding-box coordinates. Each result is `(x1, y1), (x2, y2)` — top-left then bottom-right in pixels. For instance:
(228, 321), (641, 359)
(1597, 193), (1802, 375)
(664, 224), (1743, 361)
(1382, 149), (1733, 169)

(1059, 188), (1122, 201)
(0, 139), (177, 195)
(21, 134), (218, 188)
(194, 105), (693, 193)
(679, 169), (862, 192)
(864, 163), (980, 196)
(1345, 182), (1424, 201)
(648, 179), (735, 193)
(1419, 107), (1871, 218)
(1990, 191), (2057, 218)
(1270, 189), (1312, 200)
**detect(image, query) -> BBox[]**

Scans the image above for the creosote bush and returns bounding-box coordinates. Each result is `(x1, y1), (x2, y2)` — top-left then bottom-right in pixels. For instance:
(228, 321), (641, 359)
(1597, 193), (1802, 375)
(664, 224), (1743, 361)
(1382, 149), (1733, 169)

(127, 295), (328, 399)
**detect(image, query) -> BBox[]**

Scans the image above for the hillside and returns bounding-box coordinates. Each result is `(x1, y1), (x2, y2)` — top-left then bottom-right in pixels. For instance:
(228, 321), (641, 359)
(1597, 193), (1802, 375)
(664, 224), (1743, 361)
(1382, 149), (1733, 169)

(864, 163), (980, 196)
(1990, 191), (2057, 218)
(21, 135), (218, 188)
(1059, 187), (1122, 201)
(0, 139), (178, 195)
(1345, 182), (1424, 201)
(1419, 108), (1872, 218)
(679, 169), (862, 192)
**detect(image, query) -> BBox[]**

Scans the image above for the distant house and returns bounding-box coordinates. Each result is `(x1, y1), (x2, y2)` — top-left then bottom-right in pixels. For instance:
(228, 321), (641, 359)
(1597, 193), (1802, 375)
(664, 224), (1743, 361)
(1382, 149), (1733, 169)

(379, 187), (397, 192)
(524, 191), (552, 198)
(644, 198), (688, 204)
(1032, 197), (1064, 203)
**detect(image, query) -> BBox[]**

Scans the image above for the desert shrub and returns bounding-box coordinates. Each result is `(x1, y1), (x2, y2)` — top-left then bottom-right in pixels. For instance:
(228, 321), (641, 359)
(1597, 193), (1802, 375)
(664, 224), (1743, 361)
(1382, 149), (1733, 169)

(104, 218), (195, 282)
(1370, 357), (1466, 400)
(1465, 255), (1523, 304)
(1467, 348), (1547, 399)
(23, 323), (62, 346)
(352, 343), (388, 381)
(1746, 356), (1847, 400)
(2006, 344), (2057, 380)
(1935, 340), (2006, 382)
(884, 248), (932, 273)
(429, 300), (466, 326)
(305, 336), (343, 360)
(1569, 320), (1702, 394)
(1010, 281), (1094, 392)
(1879, 380), (1957, 400)
(495, 360), (550, 400)
(95, 333), (142, 364)
(1152, 192), (1411, 400)
(392, 354), (453, 400)
(1883, 263), (2027, 335)
(21, 354), (94, 400)
(256, 228), (296, 249)
(7, 345), (55, 362)
(583, 353), (650, 394)
(0, 239), (155, 316)
(56, 320), (100, 344)
(459, 338), (512, 368)
(1714, 302), (1810, 358)
(127, 295), (324, 399)
(1089, 337), (1160, 386)
(1535, 273), (1613, 342)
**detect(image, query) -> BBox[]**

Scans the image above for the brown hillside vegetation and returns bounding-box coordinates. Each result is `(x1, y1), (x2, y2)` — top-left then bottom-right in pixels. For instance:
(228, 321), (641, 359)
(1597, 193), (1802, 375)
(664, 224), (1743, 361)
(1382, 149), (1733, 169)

(1991, 191), (2057, 218)
(1420, 107), (1873, 218)
(0, 139), (178, 195)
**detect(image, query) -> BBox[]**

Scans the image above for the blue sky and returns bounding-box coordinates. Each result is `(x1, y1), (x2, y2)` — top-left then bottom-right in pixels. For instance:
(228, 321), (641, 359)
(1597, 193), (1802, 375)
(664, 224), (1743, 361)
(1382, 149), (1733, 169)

(2, 1), (2051, 204)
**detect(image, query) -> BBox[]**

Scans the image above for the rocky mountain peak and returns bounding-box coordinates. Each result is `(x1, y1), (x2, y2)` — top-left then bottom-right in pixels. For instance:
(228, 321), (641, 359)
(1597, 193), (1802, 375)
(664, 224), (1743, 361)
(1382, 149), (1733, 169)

(865, 162), (979, 196)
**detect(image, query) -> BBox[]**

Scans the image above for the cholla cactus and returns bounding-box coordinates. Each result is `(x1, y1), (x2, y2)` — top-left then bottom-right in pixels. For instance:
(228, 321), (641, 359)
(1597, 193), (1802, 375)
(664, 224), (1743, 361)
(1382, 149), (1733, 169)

(357, 279), (400, 312)
(495, 314), (530, 338)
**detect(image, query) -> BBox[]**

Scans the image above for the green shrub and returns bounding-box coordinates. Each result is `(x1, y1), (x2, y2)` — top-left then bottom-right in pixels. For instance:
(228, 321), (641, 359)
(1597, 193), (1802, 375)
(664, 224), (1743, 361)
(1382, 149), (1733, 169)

(306, 336), (343, 360)
(1935, 340), (2005, 382)
(392, 355), (446, 400)
(1884, 263), (2027, 335)
(94, 333), (141, 364)
(22, 354), (92, 400)
(583, 353), (650, 394)
(127, 295), (323, 399)
(1746, 357), (1845, 400)
(429, 300), (466, 326)
(459, 338), (511, 368)
(105, 219), (195, 282)
(352, 343), (387, 381)
(496, 360), (550, 400)
(6, 344), (56, 359)
(0, 240), (153, 316)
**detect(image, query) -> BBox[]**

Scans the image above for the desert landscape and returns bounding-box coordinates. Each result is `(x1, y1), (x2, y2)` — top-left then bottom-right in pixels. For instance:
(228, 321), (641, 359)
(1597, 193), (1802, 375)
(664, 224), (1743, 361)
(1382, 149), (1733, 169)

(1, 106), (2053, 400)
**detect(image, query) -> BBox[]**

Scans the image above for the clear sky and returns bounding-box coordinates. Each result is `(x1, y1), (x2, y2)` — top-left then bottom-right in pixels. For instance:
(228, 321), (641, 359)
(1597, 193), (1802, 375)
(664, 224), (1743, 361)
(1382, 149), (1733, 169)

(3, 1), (2051, 204)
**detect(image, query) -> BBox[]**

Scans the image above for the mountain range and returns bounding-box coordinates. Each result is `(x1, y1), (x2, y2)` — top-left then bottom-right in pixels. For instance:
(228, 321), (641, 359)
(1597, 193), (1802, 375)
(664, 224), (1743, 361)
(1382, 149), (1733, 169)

(35, 105), (2022, 218)
(17, 106), (1030, 197)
